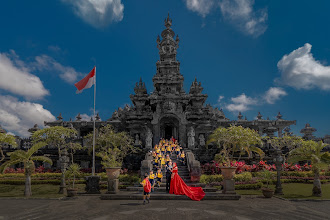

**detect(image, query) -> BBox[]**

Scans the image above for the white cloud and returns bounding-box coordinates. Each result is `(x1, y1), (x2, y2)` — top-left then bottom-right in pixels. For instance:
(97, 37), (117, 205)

(277, 43), (330, 90)
(225, 93), (258, 112)
(219, 0), (268, 37)
(0, 95), (55, 137)
(34, 55), (83, 84)
(184, 0), (215, 17)
(223, 87), (287, 112)
(62, 0), (124, 28)
(264, 87), (287, 104)
(217, 95), (224, 103)
(80, 113), (93, 121)
(0, 51), (49, 100)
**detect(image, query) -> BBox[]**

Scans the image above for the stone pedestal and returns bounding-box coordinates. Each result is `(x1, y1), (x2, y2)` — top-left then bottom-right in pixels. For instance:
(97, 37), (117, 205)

(107, 179), (119, 194)
(85, 176), (101, 194)
(222, 179), (236, 194)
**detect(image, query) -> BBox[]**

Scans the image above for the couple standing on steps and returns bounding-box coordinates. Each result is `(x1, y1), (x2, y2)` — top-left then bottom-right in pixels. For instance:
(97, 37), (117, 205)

(165, 161), (173, 193)
(167, 161), (205, 201)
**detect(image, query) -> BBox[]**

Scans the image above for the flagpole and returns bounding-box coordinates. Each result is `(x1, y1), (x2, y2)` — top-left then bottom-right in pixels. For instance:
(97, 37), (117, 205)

(92, 66), (96, 176)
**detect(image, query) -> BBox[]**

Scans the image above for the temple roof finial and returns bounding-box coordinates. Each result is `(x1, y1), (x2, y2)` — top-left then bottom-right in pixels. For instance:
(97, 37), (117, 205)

(165, 13), (172, 28)
(57, 113), (63, 121)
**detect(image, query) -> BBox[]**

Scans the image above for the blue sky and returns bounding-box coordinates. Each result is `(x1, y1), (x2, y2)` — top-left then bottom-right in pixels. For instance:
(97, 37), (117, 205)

(0, 0), (330, 138)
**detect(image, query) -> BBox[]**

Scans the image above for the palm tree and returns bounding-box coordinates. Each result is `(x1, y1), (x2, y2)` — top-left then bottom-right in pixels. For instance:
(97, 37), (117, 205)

(0, 133), (17, 162)
(288, 140), (330, 197)
(0, 142), (52, 197)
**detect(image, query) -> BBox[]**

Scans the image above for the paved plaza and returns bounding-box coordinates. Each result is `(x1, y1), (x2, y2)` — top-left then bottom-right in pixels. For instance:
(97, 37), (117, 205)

(0, 196), (330, 220)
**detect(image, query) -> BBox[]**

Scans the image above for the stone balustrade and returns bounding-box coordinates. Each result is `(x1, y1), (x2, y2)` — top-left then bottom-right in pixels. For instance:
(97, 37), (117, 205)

(185, 150), (201, 182)
(140, 151), (153, 178)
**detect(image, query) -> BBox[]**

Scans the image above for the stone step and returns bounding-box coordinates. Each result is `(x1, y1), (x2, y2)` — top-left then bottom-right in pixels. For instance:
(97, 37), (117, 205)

(100, 192), (241, 200)
(126, 186), (217, 192)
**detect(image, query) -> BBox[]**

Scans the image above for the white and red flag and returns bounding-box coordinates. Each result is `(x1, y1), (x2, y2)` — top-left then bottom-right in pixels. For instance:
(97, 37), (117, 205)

(74, 67), (96, 93)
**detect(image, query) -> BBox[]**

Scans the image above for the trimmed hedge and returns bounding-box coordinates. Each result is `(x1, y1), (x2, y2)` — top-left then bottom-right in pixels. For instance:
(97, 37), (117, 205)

(200, 172), (253, 184)
(200, 175), (223, 184)
(0, 179), (86, 185)
(235, 182), (263, 190)
(234, 172), (252, 182)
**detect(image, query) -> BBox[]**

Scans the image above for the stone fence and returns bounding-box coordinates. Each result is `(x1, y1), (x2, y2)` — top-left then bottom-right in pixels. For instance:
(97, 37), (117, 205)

(185, 150), (201, 182)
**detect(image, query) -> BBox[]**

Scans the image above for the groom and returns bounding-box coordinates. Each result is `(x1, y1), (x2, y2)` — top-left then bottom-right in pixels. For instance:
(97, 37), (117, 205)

(165, 161), (173, 193)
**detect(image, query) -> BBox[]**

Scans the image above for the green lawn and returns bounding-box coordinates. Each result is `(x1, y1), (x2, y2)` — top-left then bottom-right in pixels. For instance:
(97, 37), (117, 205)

(0, 184), (90, 198)
(236, 183), (330, 199)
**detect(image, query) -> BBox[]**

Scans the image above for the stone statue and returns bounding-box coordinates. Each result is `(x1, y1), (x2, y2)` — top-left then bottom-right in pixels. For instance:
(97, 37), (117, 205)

(199, 134), (205, 146)
(188, 127), (195, 148)
(146, 128), (153, 149)
(135, 134), (140, 146)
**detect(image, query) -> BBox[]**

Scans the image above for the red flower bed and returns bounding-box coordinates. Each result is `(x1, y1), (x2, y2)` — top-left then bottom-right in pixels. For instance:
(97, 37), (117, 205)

(201, 160), (314, 174)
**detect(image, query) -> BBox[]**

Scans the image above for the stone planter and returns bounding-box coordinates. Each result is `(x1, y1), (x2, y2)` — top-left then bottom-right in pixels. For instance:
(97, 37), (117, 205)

(67, 188), (78, 197)
(220, 167), (236, 180)
(105, 167), (121, 180)
(261, 188), (274, 198)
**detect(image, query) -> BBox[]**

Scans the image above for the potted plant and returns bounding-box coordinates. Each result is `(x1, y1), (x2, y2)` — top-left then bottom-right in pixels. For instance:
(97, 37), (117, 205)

(65, 163), (81, 197)
(261, 169), (275, 198)
(88, 125), (137, 180)
(96, 148), (122, 180)
(208, 126), (264, 180)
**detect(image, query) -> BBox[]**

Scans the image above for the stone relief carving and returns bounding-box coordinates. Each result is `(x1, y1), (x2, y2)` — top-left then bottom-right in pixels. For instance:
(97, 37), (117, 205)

(134, 134), (140, 146)
(146, 128), (153, 149)
(199, 134), (205, 146)
(187, 127), (195, 148)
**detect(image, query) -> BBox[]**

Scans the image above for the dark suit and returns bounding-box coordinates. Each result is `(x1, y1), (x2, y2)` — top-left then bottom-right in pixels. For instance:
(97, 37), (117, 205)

(165, 165), (172, 193)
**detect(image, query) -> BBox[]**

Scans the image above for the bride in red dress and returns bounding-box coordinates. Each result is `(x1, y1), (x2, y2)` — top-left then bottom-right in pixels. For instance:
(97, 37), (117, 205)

(169, 163), (205, 201)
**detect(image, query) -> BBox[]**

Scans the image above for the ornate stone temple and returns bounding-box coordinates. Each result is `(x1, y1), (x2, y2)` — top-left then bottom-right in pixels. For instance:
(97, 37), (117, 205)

(44, 15), (296, 154)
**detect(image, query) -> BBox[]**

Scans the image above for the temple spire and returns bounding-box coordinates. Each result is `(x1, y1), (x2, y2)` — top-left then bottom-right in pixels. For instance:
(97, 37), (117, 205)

(165, 13), (172, 28)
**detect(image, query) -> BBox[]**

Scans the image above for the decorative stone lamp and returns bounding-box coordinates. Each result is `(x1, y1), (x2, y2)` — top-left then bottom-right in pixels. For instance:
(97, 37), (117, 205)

(273, 149), (284, 195)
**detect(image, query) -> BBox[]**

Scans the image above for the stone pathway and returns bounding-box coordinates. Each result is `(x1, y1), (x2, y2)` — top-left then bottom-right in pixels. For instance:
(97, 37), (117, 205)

(0, 196), (329, 220)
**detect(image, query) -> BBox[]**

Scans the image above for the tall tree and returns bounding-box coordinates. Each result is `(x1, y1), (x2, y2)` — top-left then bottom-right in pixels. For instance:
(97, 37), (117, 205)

(32, 126), (77, 193)
(0, 142), (52, 197)
(288, 140), (330, 196)
(0, 133), (17, 162)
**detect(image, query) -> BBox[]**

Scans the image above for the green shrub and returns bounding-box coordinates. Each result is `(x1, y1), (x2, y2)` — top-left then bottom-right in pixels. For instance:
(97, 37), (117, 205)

(200, 175), (224, 184)
(235, 182), (263, 190)
(118, 174), (140, 184)
(281, 171), (307, 177)
(234, 172), (252, 182)
(251, 172), (276, 178)
(0, 179), (85, 185)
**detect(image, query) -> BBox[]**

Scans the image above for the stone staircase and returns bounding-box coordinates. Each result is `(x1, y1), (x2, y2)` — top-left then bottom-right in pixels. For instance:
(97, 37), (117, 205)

(127, 152), (213, 192)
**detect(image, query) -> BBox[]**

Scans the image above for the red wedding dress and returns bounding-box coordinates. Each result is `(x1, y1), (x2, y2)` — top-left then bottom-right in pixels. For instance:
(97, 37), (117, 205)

(169, 163), (205, 201)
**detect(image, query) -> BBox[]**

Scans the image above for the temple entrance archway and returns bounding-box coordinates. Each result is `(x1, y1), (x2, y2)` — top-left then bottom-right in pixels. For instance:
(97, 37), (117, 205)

(159, 116), (179, 141)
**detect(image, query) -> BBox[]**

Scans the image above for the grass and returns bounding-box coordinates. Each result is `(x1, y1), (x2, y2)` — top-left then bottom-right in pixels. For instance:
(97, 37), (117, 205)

(0, 184), (88, 198)
(236, 183), (330, 199)
(281, 183), (330, 200)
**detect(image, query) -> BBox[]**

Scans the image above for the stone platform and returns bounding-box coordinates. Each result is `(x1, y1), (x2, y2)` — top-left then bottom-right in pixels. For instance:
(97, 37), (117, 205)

(100, 191), (241, 200)
(126, 186), (216, 192)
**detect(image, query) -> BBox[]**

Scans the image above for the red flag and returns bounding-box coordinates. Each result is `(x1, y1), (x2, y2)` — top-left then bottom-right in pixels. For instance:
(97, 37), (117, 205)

(74, 67), (96, 93)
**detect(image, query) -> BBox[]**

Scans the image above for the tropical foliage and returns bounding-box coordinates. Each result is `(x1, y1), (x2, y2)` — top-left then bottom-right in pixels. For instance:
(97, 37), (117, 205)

(65, 163), (81, 189)
(207, 125), (264, 166)
(32, 126), (77, 157)
(87, 125), (137, 168)
(0, 142), (52, 197)
(288, 140), (330, 196)
(0, 133), (17, 162)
